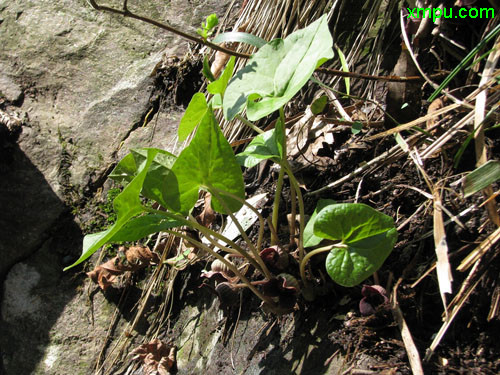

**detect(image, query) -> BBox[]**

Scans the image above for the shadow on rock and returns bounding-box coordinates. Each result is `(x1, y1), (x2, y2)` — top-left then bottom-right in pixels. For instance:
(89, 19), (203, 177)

(0, 123), (83, 374)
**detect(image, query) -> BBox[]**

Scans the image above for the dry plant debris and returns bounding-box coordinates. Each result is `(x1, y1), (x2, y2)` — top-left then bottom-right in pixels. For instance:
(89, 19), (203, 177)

(87, 245), (160, 290)
(131, 339), (176, 375)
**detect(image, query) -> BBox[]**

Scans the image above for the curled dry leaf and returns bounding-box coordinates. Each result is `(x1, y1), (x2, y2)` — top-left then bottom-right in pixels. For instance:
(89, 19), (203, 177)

(211, 50), (231, 79)
(131, 339), (176, 375)
(87, 245), (160, 290)
(195, 192), (216, 228)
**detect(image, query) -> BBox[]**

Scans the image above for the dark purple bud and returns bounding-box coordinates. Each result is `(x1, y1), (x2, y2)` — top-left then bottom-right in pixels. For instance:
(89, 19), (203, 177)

(359, 284), (389, 316)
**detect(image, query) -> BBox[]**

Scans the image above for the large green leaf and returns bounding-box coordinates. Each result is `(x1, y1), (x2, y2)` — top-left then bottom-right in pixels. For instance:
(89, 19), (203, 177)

(235, 118), (284, 168)
(313, 203), (397, 287)
(107, 214), (183, 242)
(223, 15), (333, 121)
(164, 109), (245, 215)
(303, 199), (336, 248)
(109, 148), (176, 208)
(207, 56), (236, 96)
(65, 149), (159, 270)
(178, 93), (208, 142)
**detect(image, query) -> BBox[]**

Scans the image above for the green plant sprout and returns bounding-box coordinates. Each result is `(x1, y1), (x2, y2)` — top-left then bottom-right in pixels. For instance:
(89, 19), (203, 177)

(66, 15), (397, 313)
(197, 13), (219, 40)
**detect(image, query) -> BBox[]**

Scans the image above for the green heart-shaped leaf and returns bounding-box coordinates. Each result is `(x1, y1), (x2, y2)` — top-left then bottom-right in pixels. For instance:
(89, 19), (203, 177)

(65, 148), (159, 270)
(303, 198), (336, 248)
(164, 108), (245, 215)
(313, 203), (397, 287)
(109, 148), (176, 209)
(235, 118), (284, 168)
(178, 93), (208, 142)
(223, 15), (333, 121)
(107, 213), (183, 242)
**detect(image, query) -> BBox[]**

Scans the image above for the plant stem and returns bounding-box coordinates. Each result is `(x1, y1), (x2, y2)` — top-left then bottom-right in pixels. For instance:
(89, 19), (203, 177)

(299, 244), (343, 287)
(209, 186), (266, 253)
(235, 114), (264, 134)
(283, 162), (305, 263)
(165, 230), (276, 306)
(271, 166), (285, 245)
(143, 207), (261, 271)
(289, 180), (297, 247)
(271, 107), (288, 245)
(88, 0), (249, 59)
(208, 186), (272, 280)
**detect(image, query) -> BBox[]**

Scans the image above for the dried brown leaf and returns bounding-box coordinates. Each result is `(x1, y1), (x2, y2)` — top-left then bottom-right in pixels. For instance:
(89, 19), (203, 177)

(87, 245), (159, 290)
(196, 192), (216, 228)
(131, 339), (176, 375)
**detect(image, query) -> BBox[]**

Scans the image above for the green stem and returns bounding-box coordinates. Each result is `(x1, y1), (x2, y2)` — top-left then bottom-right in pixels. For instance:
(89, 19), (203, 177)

(289, 179), (297, 247)
(271, 167), (285, 245)
(165, 230), (276, 306)
(235, 114), (264, 134)
(143, 207), (258, 269)
(208, 186), (272, 280)
(209, 187), (266, 254)
(283, 162), (305, 264)
(271, 107), (288, 245)
(299, 244), (344, 287)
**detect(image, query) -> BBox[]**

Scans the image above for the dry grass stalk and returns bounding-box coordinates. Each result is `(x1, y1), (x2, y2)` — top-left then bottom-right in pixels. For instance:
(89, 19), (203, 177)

(473, 37), (500, 227)
(391, 280), (424, 375)
(432, 191), (453, 314)
(457, 225), (500, 272)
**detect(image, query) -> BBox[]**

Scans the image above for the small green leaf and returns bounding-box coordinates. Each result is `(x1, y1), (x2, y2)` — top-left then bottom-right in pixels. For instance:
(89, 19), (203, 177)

(164, 108), (245, 215)
(207, 56), (236, 96)
(205, 13), (219, 31)
(213, 32), (267, 48)
(109, 148), (176, 208)
(235, 118), (284, 168)
(210, 93), (222, 109)
(351, 121), (363, 135)
(178, 93), (208, 142)
(109, 153), (137, 185)
(65, 149), (159, 270)
(303, 199), (336, 247)
(313, 203), (397, 287)
(224, 15), (334, 121)
(197, 14), (219, 39)
(203, 55), (216, 82)
(310, 95), (328, 115)
(336, 46), (350, 96)
(197, 28), (207, 39)
(108, 214), (183, 242)
(464, 160), (500, 197)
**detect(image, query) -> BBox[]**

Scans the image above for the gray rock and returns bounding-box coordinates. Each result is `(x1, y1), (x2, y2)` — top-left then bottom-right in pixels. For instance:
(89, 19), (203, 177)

(0, 0), (232, 373)
(0, 72), (23, 103)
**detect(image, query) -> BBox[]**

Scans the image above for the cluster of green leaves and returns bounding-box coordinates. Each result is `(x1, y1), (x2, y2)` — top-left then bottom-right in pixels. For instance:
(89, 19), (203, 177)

(66, 14), (397, 291)
(303, 200), (397, 287)
(197, 13), (219, 40)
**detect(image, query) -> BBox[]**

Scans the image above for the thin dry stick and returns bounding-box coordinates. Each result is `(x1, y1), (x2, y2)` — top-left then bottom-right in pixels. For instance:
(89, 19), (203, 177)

(473, 38), (500, 227)
(392, 279), (424, 375)
(424, 262), (484, 361)
(88, 0), (441, 84)
(306, 143), (405, 196)
(457, 225), (500, 272)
